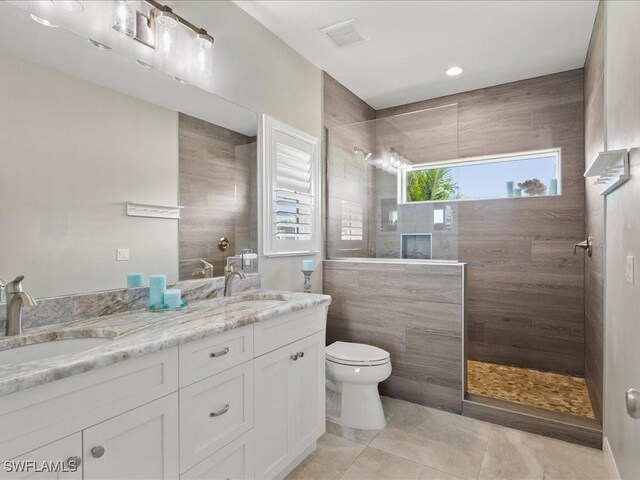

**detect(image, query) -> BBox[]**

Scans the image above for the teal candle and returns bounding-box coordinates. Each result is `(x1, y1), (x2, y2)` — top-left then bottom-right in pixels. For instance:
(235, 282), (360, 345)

(127, 273), (144, 288)
(149, 275), (167, 306)
(302, 260), (314, 271)
(514, 188), (522, 197)
(549, 178), (558, 195)
(164, 289), (181, 308)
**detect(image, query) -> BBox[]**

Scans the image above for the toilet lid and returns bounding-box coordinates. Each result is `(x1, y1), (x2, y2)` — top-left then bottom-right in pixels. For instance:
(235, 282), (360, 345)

(326, 341), (390, 366)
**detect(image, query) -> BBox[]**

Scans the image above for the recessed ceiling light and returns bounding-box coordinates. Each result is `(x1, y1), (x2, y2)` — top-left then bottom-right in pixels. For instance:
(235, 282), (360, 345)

(88, 38), (111, 50)
(30, 14), (59, 27)
(136, 60), (153, 69)
(51, 0), (84, 13)
(446, 66), (463, 76)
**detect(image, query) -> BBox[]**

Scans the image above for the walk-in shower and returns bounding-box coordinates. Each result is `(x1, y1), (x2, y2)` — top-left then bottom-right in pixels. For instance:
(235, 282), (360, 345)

(325, 102), (596, 434)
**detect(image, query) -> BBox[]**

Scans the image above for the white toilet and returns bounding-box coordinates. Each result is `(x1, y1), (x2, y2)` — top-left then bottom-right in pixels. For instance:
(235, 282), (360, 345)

(325, 341), (392, 430)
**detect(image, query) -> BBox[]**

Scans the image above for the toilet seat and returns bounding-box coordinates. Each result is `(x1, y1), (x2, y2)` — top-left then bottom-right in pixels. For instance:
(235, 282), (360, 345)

(326, 341), (390, 367)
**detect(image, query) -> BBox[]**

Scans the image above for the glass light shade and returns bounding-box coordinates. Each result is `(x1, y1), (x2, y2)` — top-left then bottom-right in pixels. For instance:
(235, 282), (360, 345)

(155, 10), (178, 61)
(112, 0), (136, 38)
(50, 0), (84, 13)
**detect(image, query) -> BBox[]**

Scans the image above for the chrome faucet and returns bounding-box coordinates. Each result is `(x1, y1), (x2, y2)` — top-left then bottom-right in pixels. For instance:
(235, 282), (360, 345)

(223, 264), (247, 297)
(4, 276), (37, 336)
(192, 259), (215, 278)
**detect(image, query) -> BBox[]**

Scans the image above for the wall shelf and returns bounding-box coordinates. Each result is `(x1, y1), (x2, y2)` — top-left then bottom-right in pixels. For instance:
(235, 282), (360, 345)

(584, 149), (630, 196)
(126, 202), (183, 219)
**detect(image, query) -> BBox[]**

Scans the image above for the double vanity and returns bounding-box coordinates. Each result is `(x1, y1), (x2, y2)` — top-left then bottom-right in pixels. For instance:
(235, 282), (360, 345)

(0, 290), (330, 480)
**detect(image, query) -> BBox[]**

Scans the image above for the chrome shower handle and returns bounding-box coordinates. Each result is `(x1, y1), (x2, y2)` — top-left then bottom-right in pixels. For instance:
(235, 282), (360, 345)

(574, 234), (593, 257)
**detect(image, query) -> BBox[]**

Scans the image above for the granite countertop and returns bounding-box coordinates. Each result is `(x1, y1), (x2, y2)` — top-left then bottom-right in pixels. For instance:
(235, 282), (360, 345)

(0, 290), (331, 396)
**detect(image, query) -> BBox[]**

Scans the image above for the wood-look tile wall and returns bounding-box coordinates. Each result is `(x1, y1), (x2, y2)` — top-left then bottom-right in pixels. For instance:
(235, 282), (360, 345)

(323, 73), (377, 259)
(377, 71), (586, 376)
(323, 260), (466, 413)
(178, 113), (257, 280)
(583, 3), (605, 422)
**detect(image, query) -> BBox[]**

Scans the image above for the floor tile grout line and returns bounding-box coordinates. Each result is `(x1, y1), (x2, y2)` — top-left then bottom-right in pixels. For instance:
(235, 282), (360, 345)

(347, 445), (467, 480)
(476, 424), (496, 480)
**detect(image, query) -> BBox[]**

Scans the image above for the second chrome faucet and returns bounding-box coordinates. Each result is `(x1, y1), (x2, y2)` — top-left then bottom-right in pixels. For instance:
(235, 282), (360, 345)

(2, 275), (37, 336)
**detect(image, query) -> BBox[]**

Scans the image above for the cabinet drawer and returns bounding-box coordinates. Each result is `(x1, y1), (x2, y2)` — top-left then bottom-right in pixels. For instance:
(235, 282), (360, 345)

(0, 348), (178, 461)
(180, 361), (254, 473)
(181, 431), (254, 480)
(179, 325), (253, 387)
(254, 305), (326, 357)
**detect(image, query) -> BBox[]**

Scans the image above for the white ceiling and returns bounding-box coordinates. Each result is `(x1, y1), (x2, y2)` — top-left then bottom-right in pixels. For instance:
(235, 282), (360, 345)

(235, 0), (599, 110)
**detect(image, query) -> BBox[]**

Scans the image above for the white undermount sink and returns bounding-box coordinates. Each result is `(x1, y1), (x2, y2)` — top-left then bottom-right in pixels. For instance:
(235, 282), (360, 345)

(0, 337), (113, 366)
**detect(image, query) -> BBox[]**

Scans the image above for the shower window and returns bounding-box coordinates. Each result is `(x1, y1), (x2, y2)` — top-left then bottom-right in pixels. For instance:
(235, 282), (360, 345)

(401, 148), (561, 204)
(341, 201), (364, 241)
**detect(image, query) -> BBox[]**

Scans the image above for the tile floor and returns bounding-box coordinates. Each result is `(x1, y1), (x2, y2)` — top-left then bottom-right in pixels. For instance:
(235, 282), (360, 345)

(286, 396), (609, 480)
(467, 360), (595, 419)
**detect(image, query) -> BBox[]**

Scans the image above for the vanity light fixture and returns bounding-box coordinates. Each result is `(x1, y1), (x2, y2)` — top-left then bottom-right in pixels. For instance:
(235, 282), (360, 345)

(446, 66), (463, 76)
(88, 38), (111, 50)
(51, 0), (84, 13)
(30, 14), (59, 27)
(110, 0), (214, 76)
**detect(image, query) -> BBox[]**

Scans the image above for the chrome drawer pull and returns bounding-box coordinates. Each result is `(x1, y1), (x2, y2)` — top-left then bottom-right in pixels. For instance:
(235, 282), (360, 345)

(210, 404), (230, 417)
(209, 347), (230, 358)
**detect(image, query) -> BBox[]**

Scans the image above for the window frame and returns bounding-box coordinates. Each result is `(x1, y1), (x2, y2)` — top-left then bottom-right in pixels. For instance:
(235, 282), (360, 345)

(398, 147), (562, 204)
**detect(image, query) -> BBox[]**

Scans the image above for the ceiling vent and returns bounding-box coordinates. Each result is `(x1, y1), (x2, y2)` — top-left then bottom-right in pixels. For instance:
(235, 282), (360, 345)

(320, 18), (368, 48)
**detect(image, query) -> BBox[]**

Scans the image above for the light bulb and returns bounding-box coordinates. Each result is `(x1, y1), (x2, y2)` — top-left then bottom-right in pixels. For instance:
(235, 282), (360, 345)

(155, 8), (178, 61)
(112, 0), (135, 37)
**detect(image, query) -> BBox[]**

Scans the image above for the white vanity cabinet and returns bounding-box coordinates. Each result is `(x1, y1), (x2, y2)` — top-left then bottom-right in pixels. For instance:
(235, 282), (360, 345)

(0, 303), (328, 480)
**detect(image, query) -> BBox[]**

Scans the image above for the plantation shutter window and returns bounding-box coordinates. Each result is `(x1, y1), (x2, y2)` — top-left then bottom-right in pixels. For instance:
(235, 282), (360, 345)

(260, 116), (320, 256)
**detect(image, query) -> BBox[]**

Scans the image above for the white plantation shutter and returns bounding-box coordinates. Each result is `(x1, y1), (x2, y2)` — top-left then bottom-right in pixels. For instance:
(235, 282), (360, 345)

(260, 116), (319, 256)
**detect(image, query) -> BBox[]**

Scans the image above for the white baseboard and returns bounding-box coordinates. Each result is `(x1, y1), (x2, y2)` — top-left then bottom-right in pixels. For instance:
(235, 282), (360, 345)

(603, 436), (621, 480)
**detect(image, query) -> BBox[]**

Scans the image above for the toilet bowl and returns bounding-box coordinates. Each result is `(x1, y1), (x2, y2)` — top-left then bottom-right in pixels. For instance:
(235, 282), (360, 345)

(325, 341), (392, 430)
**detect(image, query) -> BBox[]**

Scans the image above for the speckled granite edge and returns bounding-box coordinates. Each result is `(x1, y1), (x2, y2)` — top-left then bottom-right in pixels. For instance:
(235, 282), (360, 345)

(0, 274), (261, 332)
(0, 289), (331, 396)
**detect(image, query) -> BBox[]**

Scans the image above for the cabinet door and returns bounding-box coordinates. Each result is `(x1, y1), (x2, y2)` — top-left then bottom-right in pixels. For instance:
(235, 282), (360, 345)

(83, 393), (179, 480)
(291, 331), (325, 449)
(1, 433), (82, 480)
(254, 331), (326, 480)
(253, 345), (295, 480)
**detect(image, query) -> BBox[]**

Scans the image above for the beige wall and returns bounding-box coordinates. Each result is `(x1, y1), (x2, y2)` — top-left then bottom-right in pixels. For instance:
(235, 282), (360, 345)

(175, 0), (324, 293)
(0, 53), (179, 298)
(602, 1), (640, 477)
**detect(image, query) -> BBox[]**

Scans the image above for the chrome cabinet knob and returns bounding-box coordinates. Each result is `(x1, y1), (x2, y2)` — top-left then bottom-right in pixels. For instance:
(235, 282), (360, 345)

(66, 456), (81, 469)
(626, 388), (640, 419)
(297, 351), (304, 358)
(290, 354), (298, 361)
(91, 446), (105, 458)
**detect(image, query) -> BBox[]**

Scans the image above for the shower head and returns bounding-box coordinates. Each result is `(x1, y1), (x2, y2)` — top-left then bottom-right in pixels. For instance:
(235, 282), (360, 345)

(354, 147), (373, 162)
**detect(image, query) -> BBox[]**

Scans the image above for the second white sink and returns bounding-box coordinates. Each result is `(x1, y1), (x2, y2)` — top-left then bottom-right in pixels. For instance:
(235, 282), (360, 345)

(0, 337), (113, 366)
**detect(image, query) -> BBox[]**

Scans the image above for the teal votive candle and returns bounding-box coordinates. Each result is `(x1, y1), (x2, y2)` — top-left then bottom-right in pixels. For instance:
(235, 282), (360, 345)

(127, 273), (144, 288)
(149, 275), (167, 306)
(514, 188), (522, 197)
(164, 289), (181, 308)
(302, 259), (315, 271)
(549, 178), (558, 195)
(506, 181), (514, 197)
